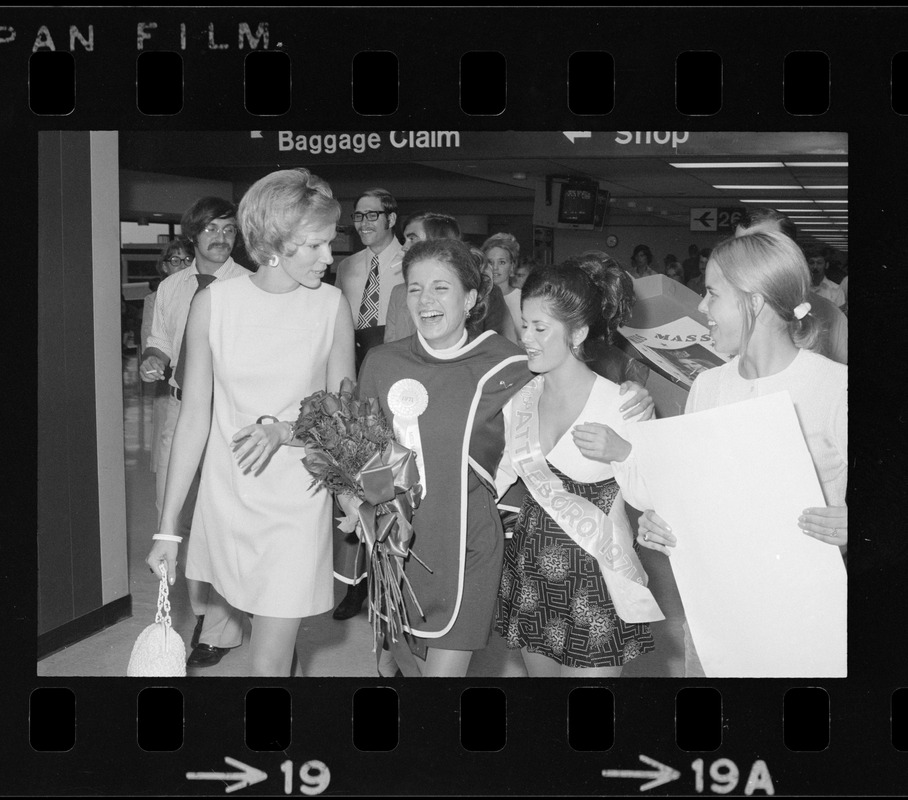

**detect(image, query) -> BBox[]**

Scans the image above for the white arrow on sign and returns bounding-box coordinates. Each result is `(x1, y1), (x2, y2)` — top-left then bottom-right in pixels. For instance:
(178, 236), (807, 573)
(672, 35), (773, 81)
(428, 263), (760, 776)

(563, 131), (592, 143)
(187, 756), (268, 794)
(602, 754), (680, 792)
(250, 131), (263, 139)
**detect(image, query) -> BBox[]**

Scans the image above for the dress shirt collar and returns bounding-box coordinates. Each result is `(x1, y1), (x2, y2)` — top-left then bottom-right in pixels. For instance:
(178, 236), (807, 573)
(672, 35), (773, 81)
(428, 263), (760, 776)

(190, 256), (237, 280)
(368, 236), (399, 260)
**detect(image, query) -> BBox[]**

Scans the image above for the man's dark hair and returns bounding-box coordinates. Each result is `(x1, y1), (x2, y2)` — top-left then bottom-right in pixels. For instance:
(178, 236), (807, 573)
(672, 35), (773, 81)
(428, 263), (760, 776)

(181, 196), (237, 243)
(358, 187), (398, 218)
(801, 244), (827, 262)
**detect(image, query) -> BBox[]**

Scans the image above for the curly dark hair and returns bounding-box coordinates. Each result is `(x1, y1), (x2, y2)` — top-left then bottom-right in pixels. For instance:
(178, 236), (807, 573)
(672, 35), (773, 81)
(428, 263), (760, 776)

(522, 255), (636, 359)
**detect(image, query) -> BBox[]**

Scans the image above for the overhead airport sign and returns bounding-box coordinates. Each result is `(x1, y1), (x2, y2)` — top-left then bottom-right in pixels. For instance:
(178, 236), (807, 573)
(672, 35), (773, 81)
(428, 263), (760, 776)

(690, 208), (718, 231)
(119, 131), (847, 173)
(690, 206), (746, 233)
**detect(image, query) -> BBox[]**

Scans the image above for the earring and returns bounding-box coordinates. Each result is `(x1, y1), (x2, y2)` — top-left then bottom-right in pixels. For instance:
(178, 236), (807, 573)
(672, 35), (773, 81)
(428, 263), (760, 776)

(268, 254), (280, 268)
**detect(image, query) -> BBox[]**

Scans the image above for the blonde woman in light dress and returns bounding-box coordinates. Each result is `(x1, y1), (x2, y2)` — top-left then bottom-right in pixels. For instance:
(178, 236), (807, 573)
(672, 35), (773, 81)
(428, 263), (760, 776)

(146, 169), (355, 676)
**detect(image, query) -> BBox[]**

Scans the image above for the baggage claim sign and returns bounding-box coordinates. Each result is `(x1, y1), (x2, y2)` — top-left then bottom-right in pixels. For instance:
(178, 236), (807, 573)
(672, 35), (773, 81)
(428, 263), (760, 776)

(118, 130), (848, 171)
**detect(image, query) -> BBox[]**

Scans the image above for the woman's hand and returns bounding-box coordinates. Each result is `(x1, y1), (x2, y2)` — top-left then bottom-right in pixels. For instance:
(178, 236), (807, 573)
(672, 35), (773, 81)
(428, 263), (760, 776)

(637, 509), (676, 555)
(146, 540), (179, 584)
(799, 505), (847, 546)
(618, 381), (655, 420)
(572, 423), (632, 463)
(231, 422), (290, 475)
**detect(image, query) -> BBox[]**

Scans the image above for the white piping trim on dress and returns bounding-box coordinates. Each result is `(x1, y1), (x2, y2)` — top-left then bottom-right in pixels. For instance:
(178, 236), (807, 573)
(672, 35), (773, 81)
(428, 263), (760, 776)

(406, 353), (529, 639)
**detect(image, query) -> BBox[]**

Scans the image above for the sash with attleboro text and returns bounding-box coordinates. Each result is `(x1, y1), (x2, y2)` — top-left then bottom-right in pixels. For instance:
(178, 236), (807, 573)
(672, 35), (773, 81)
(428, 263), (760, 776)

(507, 376), (664, 623)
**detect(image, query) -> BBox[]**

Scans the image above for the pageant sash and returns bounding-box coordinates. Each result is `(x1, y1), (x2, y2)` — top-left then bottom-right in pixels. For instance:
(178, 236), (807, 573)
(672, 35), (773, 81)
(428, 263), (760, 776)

(508, 376), (664, 623)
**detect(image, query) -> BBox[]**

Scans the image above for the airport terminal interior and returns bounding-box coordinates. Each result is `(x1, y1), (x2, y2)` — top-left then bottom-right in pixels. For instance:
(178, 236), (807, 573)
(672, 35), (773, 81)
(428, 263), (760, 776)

(38, 130), (847, 677)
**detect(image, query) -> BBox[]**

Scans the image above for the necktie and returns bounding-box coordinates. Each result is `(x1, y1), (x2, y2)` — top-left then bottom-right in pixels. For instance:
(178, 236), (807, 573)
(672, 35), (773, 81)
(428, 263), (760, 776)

(174, 273), (217, 390)
(357, 253), (380, 329)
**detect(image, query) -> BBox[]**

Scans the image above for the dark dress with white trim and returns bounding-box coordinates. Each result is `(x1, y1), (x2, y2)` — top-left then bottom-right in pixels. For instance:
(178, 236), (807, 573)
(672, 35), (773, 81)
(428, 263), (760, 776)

(356, 331), (532, 649)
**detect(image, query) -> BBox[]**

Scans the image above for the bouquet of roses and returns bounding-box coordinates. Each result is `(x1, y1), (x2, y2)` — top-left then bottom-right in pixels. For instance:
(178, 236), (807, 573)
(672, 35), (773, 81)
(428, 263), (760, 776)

(292, 377), (430, 652)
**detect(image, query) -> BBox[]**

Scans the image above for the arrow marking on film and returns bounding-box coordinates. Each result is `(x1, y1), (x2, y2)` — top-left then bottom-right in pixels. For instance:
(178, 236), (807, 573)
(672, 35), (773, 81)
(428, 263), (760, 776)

(250, 131), (263, 138)
(187, 756), (268, 794)
(602, 754), (681, 792)
(563, 131), (592, 143)
(695, 210), (715, 227)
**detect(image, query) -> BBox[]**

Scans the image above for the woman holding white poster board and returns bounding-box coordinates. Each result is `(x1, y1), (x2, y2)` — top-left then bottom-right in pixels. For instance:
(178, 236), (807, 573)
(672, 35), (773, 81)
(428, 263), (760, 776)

(494, 257), (664, 678)
(633, 231), (847, 675)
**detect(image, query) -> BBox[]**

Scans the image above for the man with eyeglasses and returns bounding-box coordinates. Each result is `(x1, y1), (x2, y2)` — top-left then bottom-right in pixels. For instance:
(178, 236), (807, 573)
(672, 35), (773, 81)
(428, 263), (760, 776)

(141, 196), (250, 668)
(333, 188), (405, 619)
(337, 188), (405, 369)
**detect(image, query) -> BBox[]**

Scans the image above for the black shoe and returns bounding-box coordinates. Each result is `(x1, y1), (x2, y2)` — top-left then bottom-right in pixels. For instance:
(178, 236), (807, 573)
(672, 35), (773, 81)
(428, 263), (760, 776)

(332, 581), (367, 620)
(190, 615), (205, 649)
(186, 643), (232, 668)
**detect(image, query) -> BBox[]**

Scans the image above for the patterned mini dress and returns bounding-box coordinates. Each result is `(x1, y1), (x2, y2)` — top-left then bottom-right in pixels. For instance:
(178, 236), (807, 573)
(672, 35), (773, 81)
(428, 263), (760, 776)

(495, 464), (655, 668)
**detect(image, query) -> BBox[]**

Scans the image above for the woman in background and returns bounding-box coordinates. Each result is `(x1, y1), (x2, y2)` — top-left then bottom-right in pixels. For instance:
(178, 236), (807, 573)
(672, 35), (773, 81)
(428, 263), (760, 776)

(482, 232), (523, 336)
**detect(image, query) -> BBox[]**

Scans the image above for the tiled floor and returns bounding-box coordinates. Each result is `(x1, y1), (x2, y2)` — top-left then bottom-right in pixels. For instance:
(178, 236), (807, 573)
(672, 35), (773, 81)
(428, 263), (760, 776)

(37, 353), (672, 678)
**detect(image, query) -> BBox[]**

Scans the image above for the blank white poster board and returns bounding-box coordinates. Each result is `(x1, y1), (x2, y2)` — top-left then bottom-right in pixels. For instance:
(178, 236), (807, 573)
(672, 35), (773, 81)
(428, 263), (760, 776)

(626, 391), (846, 677)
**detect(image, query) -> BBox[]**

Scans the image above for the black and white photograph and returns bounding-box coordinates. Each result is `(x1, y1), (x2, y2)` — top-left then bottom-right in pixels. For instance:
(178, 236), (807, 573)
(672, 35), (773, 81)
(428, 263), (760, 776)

(12, 5), (908, 797)
(38, 129), (849, 680)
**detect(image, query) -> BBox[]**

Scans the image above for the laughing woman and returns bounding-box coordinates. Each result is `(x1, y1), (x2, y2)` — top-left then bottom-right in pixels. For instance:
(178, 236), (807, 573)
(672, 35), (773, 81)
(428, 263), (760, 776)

(357, 239), (654, 677)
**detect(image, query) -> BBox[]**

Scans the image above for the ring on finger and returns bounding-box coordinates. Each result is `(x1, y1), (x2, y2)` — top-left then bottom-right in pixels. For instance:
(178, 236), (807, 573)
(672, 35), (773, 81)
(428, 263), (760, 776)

(643, 533), (650, 542)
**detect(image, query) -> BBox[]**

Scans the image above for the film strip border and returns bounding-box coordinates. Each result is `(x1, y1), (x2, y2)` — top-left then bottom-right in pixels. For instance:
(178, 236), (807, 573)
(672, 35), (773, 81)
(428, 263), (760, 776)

(0, 7), (905, 126)
(6, 4), (908, 797)
(22, 48), (908, 118)
(18, 680), (908, 794)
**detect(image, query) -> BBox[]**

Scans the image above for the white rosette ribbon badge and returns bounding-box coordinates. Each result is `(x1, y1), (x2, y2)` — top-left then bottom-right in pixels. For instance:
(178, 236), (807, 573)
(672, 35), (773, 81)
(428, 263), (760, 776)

(387, 379), (429, 499)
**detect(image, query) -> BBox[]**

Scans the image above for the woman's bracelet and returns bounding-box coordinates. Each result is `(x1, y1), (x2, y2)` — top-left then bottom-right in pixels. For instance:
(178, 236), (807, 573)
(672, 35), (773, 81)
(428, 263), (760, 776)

(153, 534), (184, 543)
(256, 414), (294, 445)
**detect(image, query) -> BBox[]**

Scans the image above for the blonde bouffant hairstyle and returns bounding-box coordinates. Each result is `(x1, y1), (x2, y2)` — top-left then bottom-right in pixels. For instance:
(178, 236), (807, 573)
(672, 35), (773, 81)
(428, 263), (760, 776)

(239, 169), (341, 267)
(708, 231), (820, 356)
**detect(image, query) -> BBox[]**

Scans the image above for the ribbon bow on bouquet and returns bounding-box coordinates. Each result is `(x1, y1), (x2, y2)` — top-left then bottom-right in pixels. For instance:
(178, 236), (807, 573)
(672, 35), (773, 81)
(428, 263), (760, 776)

(337, 440), (431, 649)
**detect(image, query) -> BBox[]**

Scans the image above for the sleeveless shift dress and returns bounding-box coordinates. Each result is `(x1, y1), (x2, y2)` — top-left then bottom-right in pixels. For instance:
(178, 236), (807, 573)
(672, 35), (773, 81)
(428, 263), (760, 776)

(185, 275), (340, 618)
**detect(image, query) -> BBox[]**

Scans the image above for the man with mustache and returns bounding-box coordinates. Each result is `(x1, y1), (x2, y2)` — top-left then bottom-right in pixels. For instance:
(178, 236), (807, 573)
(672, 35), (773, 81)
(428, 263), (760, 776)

(333, 187), (405, 619)
(141, 196), (250, 667)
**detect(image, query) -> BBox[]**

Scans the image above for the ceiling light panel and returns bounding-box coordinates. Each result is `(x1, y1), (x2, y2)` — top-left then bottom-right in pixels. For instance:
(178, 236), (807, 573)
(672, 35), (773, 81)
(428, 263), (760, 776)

(670, 162), (786, 169)
(712, 185), (801, 190)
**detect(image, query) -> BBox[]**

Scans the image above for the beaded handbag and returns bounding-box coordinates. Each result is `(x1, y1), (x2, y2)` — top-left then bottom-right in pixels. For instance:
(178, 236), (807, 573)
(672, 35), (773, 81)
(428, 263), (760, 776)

(127, 564), (187, 677)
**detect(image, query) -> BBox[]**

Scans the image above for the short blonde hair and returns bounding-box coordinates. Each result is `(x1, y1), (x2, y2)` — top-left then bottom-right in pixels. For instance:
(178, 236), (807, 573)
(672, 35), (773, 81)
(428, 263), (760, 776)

(709, 231), (819, 355)
(239, 169), (340, 266)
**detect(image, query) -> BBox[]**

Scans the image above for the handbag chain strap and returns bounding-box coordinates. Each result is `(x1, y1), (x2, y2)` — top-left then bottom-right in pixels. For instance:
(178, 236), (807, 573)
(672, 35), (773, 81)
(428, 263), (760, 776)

(154, 563), (173, 628)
